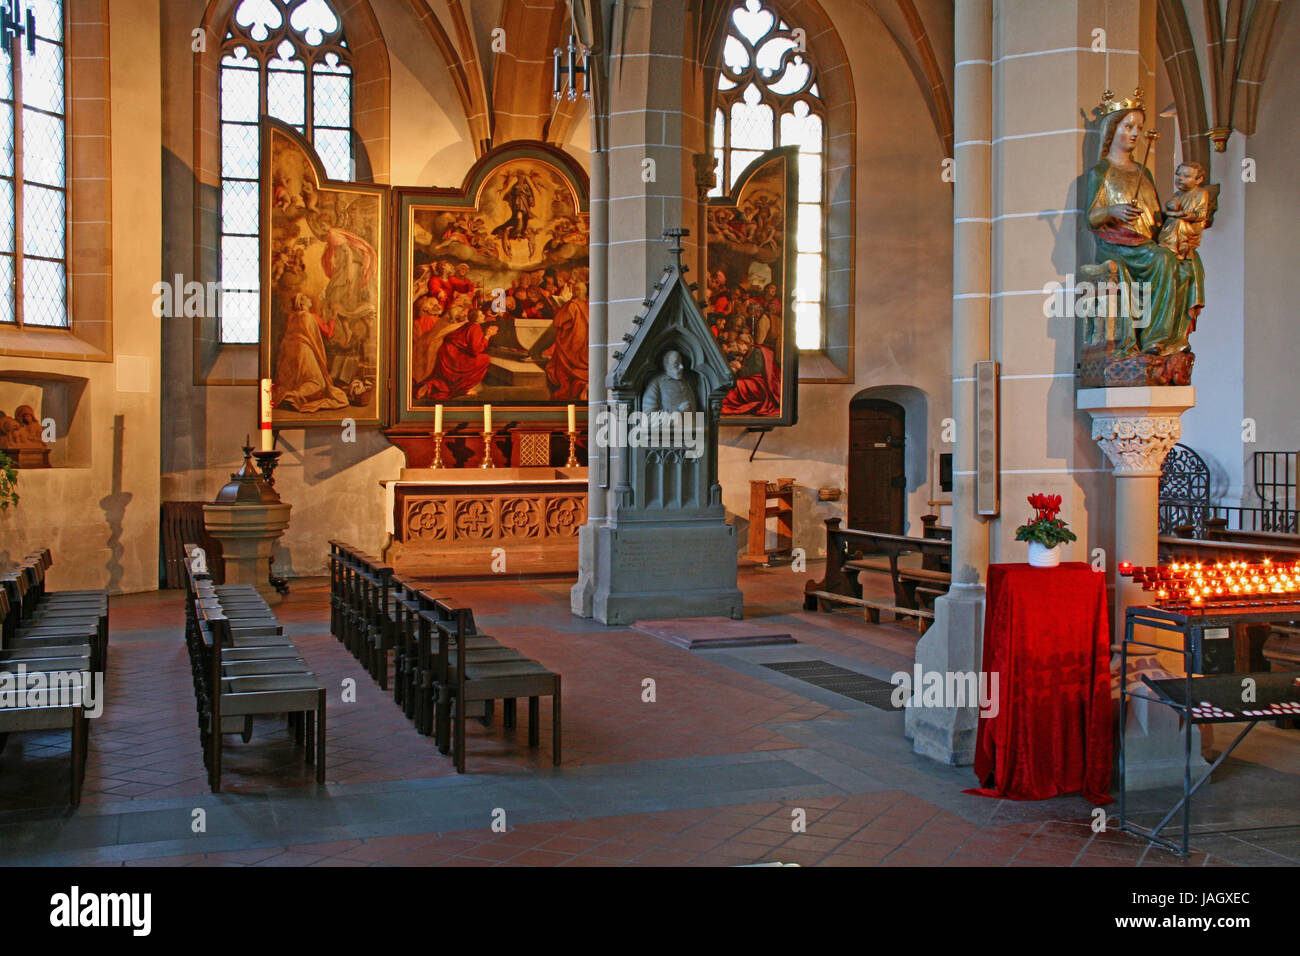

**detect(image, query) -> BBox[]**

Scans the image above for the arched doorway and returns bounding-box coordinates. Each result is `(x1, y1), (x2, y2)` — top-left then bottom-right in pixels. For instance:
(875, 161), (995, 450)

(848, 398), (906, 534)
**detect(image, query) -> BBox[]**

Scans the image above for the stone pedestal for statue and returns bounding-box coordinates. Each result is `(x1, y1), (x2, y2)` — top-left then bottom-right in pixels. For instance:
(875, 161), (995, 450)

(203, 446), (292, 603)
(1078, 385), (1208, 789)
(582, 230), (742, 625)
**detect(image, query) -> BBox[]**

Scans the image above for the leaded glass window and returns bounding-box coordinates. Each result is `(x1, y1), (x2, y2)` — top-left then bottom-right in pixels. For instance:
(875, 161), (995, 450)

(219, 0), (351, 343)
(0, 0), (68, 329)
(711, 0), (824, 350)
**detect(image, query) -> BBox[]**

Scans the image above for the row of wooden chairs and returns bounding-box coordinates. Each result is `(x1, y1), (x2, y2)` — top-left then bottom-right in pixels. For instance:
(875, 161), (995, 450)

(182, 546), (326, 792)
(0, 549), (108, 805)
(329, 542), (561, 773)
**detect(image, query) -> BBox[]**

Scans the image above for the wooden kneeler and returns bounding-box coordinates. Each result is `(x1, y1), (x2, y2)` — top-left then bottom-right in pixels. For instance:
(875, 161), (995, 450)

(440, 609), (561, 774)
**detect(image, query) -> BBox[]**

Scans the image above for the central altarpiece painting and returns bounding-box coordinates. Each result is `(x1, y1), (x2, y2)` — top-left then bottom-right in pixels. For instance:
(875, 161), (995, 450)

(260, 124), (590, 433)
(396, 146), (591, 423)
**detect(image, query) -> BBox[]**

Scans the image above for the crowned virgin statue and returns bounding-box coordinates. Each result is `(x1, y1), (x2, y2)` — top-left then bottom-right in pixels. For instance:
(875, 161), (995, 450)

(1080, 89), (1214, 386)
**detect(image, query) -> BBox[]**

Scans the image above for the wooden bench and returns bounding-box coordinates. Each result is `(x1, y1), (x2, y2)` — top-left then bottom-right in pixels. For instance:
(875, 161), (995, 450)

(326, 544), (562, 771)
(0, 551), (108, 805)
(434, 607), (561, 774)
(804, 518), (952, 631)
(182, 546), (325, 791)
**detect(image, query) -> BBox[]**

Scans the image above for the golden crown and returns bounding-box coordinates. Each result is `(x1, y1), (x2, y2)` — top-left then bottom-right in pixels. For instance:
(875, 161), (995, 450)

(1099, 88), (1146, 116)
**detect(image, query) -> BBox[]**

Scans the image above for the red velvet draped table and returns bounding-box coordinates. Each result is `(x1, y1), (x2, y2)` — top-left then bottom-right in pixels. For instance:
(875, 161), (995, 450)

(969, 562), (1113, 805)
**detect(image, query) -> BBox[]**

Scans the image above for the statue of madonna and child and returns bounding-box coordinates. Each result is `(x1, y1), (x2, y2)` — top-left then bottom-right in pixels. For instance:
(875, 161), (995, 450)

(1078, 89), (1218, 387)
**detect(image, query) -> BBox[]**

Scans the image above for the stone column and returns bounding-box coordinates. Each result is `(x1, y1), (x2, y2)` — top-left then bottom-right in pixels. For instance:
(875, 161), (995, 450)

(572, 68), (610, 617)
(905, 0), (992, 764)
(910, 0), (1154, 765)
(572, 0), (704, 620)
(1078, 387), (1192, 631)
(1079, 385), (1207, 789)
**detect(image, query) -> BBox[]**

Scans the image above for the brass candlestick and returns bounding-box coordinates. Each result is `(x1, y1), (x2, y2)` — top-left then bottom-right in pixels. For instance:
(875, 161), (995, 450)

(430, 431), (445, 469)
(565, 430), (580, 468)
(480, 429), (495, 468)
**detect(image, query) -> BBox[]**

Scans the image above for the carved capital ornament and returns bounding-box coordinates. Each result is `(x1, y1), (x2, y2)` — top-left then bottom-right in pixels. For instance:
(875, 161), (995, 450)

(1090, 414), (1182, 475)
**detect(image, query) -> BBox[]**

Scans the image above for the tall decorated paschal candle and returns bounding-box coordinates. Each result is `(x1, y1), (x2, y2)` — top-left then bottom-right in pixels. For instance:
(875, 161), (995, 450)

(259, 378), (274, 452)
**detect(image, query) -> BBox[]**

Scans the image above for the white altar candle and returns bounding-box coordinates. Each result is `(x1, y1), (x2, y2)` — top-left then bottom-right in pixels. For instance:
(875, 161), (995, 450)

(434, 404), (444, 434)
(567, 404), (576, 433)
(483, 404), (492, 432)
(259, 378), (274, 451)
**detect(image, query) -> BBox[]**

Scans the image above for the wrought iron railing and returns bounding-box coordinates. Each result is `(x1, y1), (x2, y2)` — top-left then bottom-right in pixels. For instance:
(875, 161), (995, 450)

(1158, 444), (1300, 536)
(1254, 450), (1298, 513)
(1158, 503), (1300, 537)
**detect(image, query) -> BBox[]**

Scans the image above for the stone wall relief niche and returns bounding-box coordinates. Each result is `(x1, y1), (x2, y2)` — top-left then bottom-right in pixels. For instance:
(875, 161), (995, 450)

(259, 121), (387, 427)
(706, 146), (799, 426)
(393, 144), (591, 425)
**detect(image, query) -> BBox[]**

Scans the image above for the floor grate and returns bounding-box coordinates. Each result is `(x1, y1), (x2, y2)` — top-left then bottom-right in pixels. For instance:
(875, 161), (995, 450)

(761, 660), (901, 711)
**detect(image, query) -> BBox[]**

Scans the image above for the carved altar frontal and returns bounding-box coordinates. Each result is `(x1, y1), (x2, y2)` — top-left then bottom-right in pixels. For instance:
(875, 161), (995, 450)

(383, 467), (587, 577)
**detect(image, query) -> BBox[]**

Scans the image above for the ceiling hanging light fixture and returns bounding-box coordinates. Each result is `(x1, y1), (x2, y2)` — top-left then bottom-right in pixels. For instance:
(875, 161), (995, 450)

(553, 34), (589, 102)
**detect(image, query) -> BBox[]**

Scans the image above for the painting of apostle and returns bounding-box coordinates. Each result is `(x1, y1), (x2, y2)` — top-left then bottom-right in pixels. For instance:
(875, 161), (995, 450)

(261, 124), (385, 424)
(706, 150), (795, 425)
(404, 155), (589, 408)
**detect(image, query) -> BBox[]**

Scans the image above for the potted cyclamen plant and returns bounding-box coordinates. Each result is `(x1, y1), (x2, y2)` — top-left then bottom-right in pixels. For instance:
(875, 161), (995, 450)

(1015, 493), (1077, 568)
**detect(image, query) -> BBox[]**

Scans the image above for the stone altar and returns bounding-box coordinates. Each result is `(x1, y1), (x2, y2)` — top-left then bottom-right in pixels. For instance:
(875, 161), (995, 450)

(382, 466), (587, 577)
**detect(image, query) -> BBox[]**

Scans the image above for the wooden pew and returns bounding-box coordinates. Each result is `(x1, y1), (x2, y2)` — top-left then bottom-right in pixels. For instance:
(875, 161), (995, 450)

(181, 545), (325, 789)
(803, 518), (952, 630)
(0, 573), (97, 805)
(435, 607), (561, 774)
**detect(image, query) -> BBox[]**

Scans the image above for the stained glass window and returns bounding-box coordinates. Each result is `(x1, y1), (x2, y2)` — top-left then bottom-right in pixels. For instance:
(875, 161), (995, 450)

(219, 0), (351, 343)
(0, 0), (68, 328)
(712, 0), (824, 350)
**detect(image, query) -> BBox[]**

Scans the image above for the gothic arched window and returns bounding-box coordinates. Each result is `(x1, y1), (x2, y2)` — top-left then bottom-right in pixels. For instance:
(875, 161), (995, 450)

(0, 0), (68, 328)
(219, 0), (352, 343)
(710, 0), (824, 351)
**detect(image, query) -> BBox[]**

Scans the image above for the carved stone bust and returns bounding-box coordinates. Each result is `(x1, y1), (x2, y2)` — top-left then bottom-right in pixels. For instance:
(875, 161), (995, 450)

(641, 348), (699, 414)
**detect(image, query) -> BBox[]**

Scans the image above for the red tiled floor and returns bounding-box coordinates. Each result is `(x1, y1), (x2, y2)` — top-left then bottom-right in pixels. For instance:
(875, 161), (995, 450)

(118, 795), (1181, 869)
(1, 565), (1261, 868)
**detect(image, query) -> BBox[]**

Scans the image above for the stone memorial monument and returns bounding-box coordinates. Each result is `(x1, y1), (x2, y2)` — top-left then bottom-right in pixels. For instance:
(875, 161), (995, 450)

(588, 229), (742, 624)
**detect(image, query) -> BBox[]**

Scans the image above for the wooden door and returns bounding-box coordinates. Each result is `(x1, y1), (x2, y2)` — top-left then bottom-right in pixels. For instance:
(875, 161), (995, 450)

(848, 400), (905, 534)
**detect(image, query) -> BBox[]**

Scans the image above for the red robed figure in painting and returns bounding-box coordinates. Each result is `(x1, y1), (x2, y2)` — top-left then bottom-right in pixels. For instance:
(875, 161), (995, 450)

(722, 345), (781, 417)
(418, 317), (499, 400)
(544, 285), (589, 401)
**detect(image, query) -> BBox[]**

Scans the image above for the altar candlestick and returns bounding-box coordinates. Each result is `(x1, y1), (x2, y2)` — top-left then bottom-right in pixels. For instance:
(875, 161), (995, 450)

(434, 404), (443, 434)
(483, 404), (492, 432)
(259, 378), (274, 451)
(567, 404), (576, 433)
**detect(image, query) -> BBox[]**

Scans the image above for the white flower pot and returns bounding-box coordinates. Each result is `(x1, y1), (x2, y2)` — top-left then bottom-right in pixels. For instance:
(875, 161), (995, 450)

(1027, 541), (1061, 568)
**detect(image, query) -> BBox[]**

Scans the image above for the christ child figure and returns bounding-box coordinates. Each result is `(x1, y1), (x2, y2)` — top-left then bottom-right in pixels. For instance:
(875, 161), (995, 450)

(1157, 161), (1210, 261)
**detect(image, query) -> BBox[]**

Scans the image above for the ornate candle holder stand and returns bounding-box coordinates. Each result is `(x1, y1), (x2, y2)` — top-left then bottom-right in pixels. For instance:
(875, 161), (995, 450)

(251, 449), (282, 488)
(565, 430), (580, 468)
(480, 429), (496, 468)
(430, 431), (446, 469)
